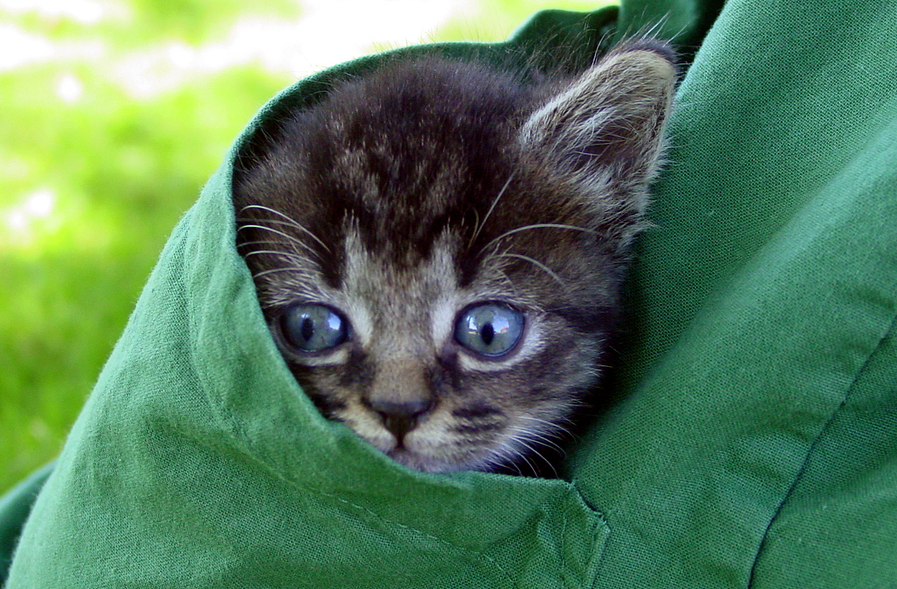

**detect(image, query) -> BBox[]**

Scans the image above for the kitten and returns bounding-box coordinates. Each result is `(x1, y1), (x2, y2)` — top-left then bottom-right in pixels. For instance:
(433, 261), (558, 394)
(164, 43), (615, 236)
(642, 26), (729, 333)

(233, 40), (677, 475)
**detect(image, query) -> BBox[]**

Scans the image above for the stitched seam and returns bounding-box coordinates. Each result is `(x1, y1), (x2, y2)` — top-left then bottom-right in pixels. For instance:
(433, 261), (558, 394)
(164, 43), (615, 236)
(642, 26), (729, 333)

(202, 423), (521, 588)
(560, 506), (570, 589)
(210, 420), (521, 588)
(313, 488), (520, 589)
(746, 311), (897, 587)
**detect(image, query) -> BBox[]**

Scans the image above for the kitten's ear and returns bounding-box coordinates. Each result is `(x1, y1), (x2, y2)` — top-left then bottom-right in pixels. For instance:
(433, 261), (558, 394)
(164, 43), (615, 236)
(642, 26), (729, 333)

(520, 42), (677, 198)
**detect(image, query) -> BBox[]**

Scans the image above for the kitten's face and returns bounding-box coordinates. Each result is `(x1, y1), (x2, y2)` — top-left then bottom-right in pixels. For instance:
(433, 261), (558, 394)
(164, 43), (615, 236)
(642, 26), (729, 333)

(234, 43), (677, 473)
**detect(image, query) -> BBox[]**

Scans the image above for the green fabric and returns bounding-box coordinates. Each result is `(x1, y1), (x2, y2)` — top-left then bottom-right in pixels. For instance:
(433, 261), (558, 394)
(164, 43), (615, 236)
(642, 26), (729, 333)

(0, 463), (51, 582)
(4, 0), (897, 587)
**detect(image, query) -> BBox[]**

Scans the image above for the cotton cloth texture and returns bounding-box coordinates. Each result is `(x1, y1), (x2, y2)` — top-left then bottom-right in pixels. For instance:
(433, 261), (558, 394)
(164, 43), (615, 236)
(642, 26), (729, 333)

(4, 0), (897, 587)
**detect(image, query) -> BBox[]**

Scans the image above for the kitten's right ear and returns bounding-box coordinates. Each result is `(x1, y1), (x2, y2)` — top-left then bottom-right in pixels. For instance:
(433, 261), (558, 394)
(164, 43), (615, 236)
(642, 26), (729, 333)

(520, 42), (678, 197)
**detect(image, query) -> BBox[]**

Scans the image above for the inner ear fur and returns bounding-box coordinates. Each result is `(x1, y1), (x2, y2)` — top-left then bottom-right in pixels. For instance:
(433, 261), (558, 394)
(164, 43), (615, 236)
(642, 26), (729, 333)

(519, 41), (678, 205)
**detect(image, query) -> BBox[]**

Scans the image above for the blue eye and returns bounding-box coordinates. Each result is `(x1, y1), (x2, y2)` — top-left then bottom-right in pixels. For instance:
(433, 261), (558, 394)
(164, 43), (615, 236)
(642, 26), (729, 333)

(280, 304), (348, 353)
(454, 303), (524, 357)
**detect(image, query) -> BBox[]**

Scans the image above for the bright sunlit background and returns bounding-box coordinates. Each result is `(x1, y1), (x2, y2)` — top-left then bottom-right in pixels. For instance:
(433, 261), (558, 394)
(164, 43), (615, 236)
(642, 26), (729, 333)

(0, 0), (613, 493)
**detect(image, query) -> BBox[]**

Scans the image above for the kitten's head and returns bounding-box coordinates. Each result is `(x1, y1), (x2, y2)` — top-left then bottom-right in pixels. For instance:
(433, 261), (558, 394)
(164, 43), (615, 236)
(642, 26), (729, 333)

(233, 41), (677, 474)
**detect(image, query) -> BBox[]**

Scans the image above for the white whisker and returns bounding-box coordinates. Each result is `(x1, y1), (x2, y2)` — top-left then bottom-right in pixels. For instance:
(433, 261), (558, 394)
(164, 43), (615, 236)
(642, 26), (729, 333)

(495, 267), (518, 294)
(519, 429), (567, 455)
(243, 249), (310, 265)
(517, 413), (576, 431)
(513, 418), (569, 453)
(240, 204), (332, 254)
(494, 252), (565, 288)
(469, 170), (517, 248)
(501, 442), (539, 477)
(236, 226), (318, 257)
(482, 223), (596, 253)
(252, 267), (303, 280)
(511, 436), (559, 478)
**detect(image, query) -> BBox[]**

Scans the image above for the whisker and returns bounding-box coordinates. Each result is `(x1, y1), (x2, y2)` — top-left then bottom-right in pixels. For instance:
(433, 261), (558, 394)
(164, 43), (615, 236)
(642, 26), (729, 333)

(237, 224), (318, 257)
(525, 431), (567, 455)
(497, 452), (525, 477)
(512, 421), (569, 454)
(469, 170), (517, 248)
(237, 217), (325, 232)
(236, 239), (302, 251)
(242, 249), (310, 266)
(512, 436), (559, 478)
(495, 268), (518, 294)
(501, 442), (540, 478)
(482, 223), (596, 253)
(239, 204), (332, 254)
(494, 253), (565, 288)
(252, 267), (304, 280)
(517, 413), (577, 431)
(516, 417), (568, 440)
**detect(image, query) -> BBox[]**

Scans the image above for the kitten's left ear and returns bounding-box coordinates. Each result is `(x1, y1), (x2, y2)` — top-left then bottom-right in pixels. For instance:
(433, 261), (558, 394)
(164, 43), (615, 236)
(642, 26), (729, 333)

(520, 41), (678, 204)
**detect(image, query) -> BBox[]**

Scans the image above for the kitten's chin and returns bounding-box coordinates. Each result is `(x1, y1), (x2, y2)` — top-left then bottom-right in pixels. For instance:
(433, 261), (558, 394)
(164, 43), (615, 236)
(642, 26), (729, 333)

(382, 440), (510, 474)
(353, 410), (560, 474)
(387, 452), (490, 474)
(385, 448), (456, 474)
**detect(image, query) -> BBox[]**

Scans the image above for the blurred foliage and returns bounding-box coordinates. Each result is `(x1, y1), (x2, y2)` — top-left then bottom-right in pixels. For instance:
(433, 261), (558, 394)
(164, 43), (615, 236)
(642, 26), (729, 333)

(0, 62), (289, 492)
(432, 0), (604, 42)
(0, 0), (612, 494)
(4, 0), (300, 46)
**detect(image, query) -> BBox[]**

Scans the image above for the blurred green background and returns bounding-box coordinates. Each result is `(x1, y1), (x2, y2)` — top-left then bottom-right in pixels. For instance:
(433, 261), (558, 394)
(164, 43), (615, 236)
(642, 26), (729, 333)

(0, 0), (610, 494)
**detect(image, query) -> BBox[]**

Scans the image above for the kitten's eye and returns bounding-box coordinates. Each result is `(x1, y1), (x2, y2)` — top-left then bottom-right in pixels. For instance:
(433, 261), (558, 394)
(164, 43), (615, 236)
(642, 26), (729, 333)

(455, 303), (524, 358)
(280, 304), (349, 353)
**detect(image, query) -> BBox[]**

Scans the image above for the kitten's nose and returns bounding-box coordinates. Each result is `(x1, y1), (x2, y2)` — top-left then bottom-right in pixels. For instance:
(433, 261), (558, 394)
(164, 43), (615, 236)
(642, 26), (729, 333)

(367, 398), (433, 441)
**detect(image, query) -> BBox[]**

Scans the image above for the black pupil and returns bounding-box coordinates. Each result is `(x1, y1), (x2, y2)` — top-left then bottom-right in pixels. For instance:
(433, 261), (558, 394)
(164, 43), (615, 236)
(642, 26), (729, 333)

(481, 322), (495, 346)
(300, 316), (315, 342)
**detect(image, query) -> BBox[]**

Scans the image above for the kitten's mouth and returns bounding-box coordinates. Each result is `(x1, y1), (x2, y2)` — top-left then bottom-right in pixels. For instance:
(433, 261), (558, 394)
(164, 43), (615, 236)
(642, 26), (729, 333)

(380, 431), (499, 474)
(363, 406), (518, 473)
(381, 432), (444, 472)
(369, 426), (450, 472)
(386, 447), (466, 474)
(385, 447), (430, 470)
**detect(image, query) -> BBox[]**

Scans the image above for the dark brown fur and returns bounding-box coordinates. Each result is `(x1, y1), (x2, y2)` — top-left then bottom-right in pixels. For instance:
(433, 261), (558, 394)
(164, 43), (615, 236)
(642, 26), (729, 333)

(233, 41), (677, 475)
